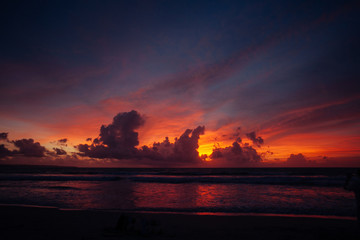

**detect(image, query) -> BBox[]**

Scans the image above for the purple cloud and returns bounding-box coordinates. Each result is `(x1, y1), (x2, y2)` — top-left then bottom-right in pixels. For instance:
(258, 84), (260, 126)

(53, 148), (67, 155)
(246, 131), (264, 147)
(210, 141), (262, 166)
(0, 132), (8, 141)
(12, 139), (47, 157)
(77, 110), (145, 159)
(77, 110), (206, 165)
(0, 144), (12, 158)
(287, 153), (307, 165)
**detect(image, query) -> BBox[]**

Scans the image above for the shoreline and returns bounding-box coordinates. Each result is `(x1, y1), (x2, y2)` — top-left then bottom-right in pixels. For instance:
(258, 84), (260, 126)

(1, 203), (356, 220)
(1, 205), (359, 240)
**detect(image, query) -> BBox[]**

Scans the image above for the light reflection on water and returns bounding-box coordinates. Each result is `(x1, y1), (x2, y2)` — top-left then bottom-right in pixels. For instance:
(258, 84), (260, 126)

(130, 182), (355, 216)
(0, 179), (356, 216)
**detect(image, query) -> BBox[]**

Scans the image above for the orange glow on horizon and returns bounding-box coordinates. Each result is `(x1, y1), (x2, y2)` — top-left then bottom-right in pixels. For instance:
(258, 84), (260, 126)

(7, 98), (358, 167)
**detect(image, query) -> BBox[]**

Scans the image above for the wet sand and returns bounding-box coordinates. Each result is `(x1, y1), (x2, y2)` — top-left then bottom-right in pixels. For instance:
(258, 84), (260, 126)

(0, 205), (359, 240)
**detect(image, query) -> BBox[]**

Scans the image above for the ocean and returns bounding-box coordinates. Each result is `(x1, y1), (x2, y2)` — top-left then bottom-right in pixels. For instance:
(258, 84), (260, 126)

(0, 166), (357, 218)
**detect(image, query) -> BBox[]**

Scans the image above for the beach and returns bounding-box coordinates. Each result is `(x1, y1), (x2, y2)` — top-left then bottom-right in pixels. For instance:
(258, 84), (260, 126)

(0, 205), (359, 240)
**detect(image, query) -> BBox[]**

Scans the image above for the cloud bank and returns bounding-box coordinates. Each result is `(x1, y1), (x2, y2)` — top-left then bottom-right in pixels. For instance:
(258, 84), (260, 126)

(209, 141), (262, 167)
(0, 132), (8, 140)
(77, 110), (145, 159)
(77, 110), (208, 166)
(286, 153), (316, 167)
(0, 134), (49, 159)
(75, 110), (266, 166)
(0, 110), (268, 167)
(7, 111), (344, 167)
(12, 139), (47, 157)
(141, 126), (206, 165)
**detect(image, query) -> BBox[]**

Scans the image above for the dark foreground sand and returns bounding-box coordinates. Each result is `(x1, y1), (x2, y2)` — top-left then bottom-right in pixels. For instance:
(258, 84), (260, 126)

(0, 205), (359, 240)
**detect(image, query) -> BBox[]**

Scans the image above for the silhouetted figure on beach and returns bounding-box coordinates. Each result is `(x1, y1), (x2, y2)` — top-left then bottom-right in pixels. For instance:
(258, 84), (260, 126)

(344, 170), (360, 224)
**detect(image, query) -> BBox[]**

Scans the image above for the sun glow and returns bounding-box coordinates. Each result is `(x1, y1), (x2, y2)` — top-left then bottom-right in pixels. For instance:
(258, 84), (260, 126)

(198, 143), (214, 161)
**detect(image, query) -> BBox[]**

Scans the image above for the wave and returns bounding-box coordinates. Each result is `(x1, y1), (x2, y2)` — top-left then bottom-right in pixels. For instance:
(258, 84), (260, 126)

(0, 175), (123, 181)
(0, 203), (355, 219)
(111, 207), (356, 218)
(0, 173), (347, 187)
(129, 176), (345, 187)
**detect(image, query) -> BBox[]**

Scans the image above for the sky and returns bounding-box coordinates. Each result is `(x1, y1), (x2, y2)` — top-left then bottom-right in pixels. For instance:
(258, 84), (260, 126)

(0, 0), (359, 167)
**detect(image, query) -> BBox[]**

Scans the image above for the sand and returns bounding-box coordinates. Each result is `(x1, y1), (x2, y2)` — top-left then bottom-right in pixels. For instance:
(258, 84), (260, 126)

(0, 205), (359, 240)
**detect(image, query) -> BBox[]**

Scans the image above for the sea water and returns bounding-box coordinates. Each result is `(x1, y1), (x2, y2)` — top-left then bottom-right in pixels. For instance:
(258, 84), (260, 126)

(0, 166), (357, 217)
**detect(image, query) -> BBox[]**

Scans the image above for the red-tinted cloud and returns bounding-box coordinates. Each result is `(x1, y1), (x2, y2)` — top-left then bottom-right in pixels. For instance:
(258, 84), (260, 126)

(53, 148), (67, 155)
(0, 132), (8, 140)
(246, 131), (264, 147)
(209, 141), (262, 167)
(77, 110), (206, 166)
(77, 110), (144, 159)
(143, 126), (206, 165)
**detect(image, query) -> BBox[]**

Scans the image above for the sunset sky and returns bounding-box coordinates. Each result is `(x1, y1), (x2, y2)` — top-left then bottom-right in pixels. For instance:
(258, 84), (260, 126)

(1, 0), (359, 167)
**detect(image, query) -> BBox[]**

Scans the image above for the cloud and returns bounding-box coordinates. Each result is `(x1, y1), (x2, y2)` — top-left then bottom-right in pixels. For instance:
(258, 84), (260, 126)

(210, 141), (262, 166)
(0, 134), (49, 159)
(287, 153), (307, 164)
(155, 126), (205, 164)
(50, 138), (69, 147)
(100, 110), (144, 150)
(76, 110), (265, 167)
(246, 131), (264, 147)
(171, 126), (205, 162)
(0, 132), (8, 141)
(285, 153), (317, 167)
(1, 110), (290, 167)
(137, 126), (206, 166)
(77, 110), (145, 159)
(147, 137), (173, 159)
(262, 97), (360, 141)
(58, 138), (68, 143)
(53, 148), (67, 155)
(12, 139), (47, 157)
(76, 110), (206, 165)
(53, 138), (68, 147)
(0, 144), (12, 158)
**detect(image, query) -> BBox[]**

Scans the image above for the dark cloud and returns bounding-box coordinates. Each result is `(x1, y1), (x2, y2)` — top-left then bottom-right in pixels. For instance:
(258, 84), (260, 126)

(246, 132), (264, 147)
(287, 153), (307, 165)
(0, 132), (8, 140)
(210, 141), (262, 166)
(54, 138), (68, 147)
(171, 126), (205, 163)
(148, 137), (173, 159)
(1, 110), (263, 167)
(285, 153), (317, 167)
(233, 127), (241, 137)
(12, 139), (47, 157)
(58, 138), (68, 143)
(0, 144), (12, 158)
(0, 135), (48, 159)
(138, 126), (205, 165)
(77, 110), (206, 165)
(77, 110), (145, 159)
(1, 112), (267, 167)
(53, 148), (67, 155)
(76, 110), (265, 166)
(50, 138), (68, 147)
(100, 110), (144, 150)
(86, 138), (92, 142)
